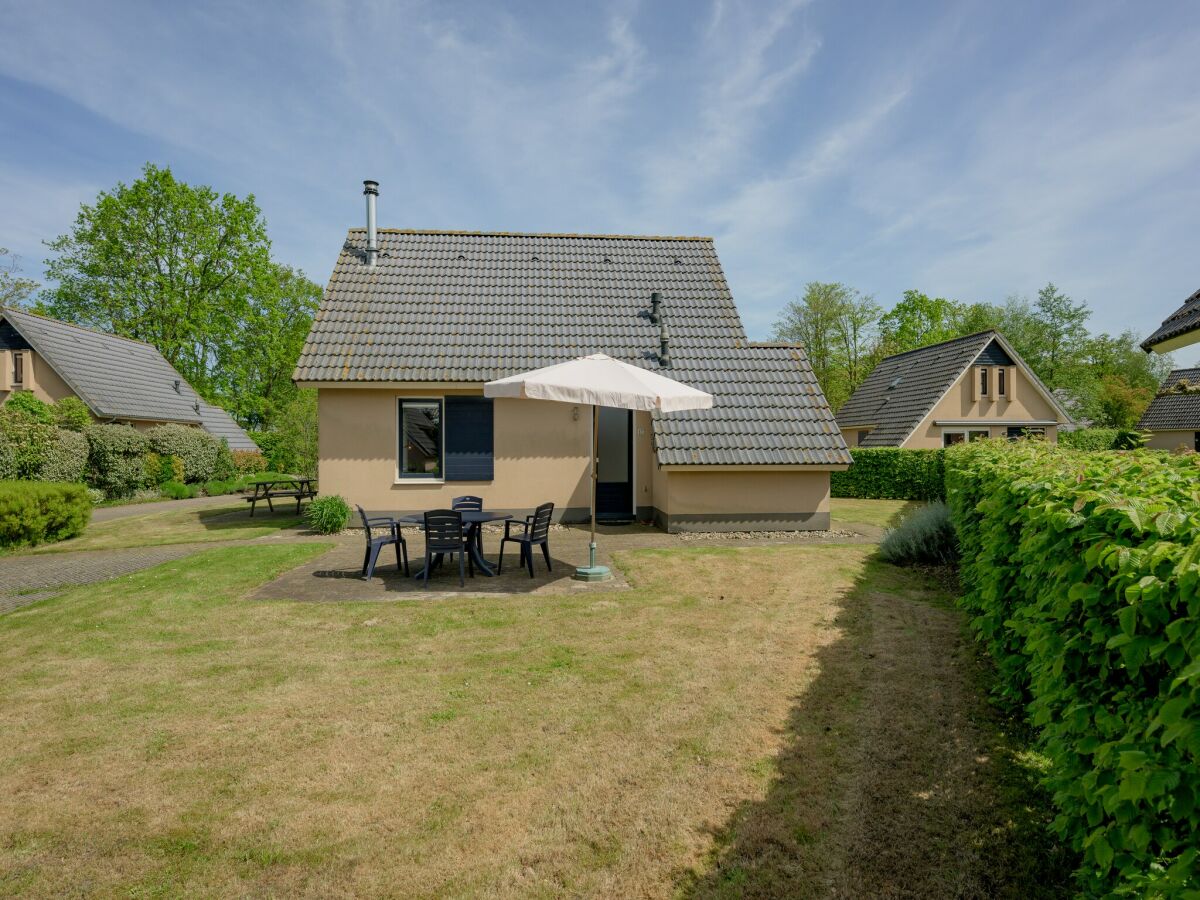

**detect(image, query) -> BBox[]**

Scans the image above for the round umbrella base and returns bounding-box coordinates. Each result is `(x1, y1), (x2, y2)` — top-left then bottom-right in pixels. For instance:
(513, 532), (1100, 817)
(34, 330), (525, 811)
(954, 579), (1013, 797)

(573, 565), (612, 582)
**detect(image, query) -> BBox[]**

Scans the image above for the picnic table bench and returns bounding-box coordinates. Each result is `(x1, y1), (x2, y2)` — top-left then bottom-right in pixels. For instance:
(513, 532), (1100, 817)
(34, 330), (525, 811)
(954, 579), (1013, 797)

(244, 477), (316, 516)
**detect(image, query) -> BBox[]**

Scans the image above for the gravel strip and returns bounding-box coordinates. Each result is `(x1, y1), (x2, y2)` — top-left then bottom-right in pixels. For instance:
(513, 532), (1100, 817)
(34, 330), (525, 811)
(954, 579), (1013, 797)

(676, 528), (859, 542)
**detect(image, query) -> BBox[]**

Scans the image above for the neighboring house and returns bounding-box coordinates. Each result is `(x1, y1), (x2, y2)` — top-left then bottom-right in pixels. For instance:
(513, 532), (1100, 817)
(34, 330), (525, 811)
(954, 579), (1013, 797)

(293, 184), (850, 532)
(1141, 288), (1200, 354)
(0, 306), (257, 450)
(835, 330), (1072, 448)
(1137, 368), (1200, 452)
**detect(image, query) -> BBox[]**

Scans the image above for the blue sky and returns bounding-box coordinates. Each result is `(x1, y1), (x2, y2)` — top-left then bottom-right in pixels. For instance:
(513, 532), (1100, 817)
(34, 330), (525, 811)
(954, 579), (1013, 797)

(1, 0), (1198, 340)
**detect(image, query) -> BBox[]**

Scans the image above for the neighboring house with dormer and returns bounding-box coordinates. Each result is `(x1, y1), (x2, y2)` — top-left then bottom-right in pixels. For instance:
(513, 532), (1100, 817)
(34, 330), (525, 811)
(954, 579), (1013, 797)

(835, 330), (1072, 448)
(1137, 368), (1200, 452)
(0, 306), (256, 450)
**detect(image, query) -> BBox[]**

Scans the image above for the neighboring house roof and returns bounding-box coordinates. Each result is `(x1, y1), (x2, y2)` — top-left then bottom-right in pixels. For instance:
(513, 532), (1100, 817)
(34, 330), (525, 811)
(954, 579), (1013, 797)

(1137, 368), (1200, 431)
(295, 229), (851, 467)
(1142, 289), (1200, 353)
(1, 307), (257, 451)
(835, 330), (1070, 447)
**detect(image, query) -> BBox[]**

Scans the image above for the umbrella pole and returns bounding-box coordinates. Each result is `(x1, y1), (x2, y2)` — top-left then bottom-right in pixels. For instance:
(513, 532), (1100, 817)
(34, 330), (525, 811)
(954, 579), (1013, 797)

(574, 403), (611, 581)
(590, 403), (598, 568)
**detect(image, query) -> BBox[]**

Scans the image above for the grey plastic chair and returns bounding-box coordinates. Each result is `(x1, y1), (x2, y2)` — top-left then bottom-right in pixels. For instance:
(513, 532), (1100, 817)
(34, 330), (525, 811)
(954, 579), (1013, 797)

(422, 509), (473, 588)
(498, 502), (554, 578)
(357, 505), (408, 580)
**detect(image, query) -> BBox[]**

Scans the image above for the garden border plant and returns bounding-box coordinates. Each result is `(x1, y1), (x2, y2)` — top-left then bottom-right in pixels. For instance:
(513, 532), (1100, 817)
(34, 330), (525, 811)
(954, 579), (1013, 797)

(831, 447), (946, 501)
(945, 442), (1199, 896)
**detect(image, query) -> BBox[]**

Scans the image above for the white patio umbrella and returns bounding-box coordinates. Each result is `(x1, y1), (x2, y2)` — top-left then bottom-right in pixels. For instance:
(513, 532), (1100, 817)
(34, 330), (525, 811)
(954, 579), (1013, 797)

(485, 353), (713, 581)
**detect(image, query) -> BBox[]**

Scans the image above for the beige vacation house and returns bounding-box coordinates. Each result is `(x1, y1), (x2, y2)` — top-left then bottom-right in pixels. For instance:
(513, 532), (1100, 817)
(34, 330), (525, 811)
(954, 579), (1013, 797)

(0, 306), (256, 449)
(835, 330), (1072, 448)
(292, 183), (850, 532)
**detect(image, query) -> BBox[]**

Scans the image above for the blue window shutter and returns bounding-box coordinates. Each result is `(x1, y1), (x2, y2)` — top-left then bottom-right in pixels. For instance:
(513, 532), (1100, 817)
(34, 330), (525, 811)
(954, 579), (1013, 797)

(444, 397), (494, 481)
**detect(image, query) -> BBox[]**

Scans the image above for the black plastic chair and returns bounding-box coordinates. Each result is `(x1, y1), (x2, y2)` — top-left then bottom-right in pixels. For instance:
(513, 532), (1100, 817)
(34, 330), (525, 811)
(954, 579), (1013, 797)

(453, 496), (485, 553)
(357, 505), (408, 580)
(423, 509), (474, 588)
(498, 502), (554, 578)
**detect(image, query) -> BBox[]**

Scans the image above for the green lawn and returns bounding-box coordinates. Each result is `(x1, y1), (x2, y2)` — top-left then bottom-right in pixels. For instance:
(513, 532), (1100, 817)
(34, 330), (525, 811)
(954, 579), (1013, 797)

(830, 497), (921, 529)
(0, 535), (1068, 897)
(25, 503), (304, 554)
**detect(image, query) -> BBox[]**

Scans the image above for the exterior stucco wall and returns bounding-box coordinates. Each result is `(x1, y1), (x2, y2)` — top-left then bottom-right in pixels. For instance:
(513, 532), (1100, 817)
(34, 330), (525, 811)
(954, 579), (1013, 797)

(318, 387), (598, 520)
(1144, 430), (1198, 451)
(653, 469), (831, 532)
(904, 365), (1062, 448)
(0, 350), (77, 407)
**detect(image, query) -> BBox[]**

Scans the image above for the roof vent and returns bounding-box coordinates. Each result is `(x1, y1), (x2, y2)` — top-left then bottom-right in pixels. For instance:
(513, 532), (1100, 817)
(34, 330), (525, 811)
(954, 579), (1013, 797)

(649, 291), (662, 324)
(887, 376), (902, 390)
(363, 180), (379, 267)
(531, 254), (540, 262)
(659, 319), (671, 368)
(457, 254), (466, 261)
(603, 255), (612, 263)
(193, 400), (201, 414)
(673, 257), (682, 265)
(173, 379), (181, 394)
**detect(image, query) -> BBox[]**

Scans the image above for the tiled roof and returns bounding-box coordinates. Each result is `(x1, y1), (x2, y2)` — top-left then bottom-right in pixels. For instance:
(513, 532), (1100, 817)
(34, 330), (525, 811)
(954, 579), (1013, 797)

(1137, 368), (1200, 431)
(295, 229), (850, 467)
(835, 332), (998, 446)
(1142, 289), (1200, 352)
(1, 307), (257, 451)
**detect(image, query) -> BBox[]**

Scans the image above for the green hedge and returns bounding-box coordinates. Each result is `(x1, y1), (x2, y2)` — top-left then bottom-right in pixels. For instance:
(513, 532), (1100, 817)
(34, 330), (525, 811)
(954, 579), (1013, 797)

(85, 424), (150, 498)
(38, 428), (88, 483)
(1059, 428), (1145, 451)
(0, 481), (92, 548)
(945, 442), (1200, 895)
(831, 447), (945, 500)
(145, 424), (222, 484)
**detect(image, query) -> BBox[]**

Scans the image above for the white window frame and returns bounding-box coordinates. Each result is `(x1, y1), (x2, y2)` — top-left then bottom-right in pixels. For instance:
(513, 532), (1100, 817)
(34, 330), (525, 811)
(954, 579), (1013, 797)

(396, 397), (445, 481)
(942, 428), (990, 447)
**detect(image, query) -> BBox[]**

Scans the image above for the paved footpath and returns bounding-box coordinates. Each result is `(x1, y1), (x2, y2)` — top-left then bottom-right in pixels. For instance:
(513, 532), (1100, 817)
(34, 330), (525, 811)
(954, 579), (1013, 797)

(0, 543), (226, 614)
(90, 494), (236, 523)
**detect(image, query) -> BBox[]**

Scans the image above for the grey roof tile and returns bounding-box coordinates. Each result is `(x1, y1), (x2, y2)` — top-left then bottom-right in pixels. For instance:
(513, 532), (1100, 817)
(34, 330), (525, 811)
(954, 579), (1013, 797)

(1137, 368), (1200, 431)
(1142, 289), (1200, 352)
(295, 229), (850, 467)
(1, 307), (256, 450)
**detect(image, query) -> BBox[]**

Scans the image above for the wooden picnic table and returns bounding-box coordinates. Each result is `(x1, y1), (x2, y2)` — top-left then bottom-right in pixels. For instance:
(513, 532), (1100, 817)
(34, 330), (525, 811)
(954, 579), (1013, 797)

(244, 476), (316, 516)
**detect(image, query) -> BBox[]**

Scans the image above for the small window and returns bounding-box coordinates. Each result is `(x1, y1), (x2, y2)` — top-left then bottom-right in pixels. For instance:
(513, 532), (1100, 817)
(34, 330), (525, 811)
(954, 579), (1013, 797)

(1006, 426), (1045, 442)
(857, 430), (870, 446)
(12, 352), (24, 385)
(943, 431), (966, 447)
(1195, 432), (1200, 453)
(398, 399), (443, 478)
(968, 429), (989, 442)
(997, 368), (1006, 397)
(979, 367), (989, 397)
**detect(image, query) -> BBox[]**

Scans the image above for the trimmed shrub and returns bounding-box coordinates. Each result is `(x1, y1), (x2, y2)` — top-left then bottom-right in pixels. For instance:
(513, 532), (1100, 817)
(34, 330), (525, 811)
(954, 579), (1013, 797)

(0, 481), (92, 548)
(85, 424), (150, 498)
(3, 391), (55, 423)
(831, 447), (946, 501)
(945, 442), (1200, 895)
(232, 449), (268, 475)
(86, 487), (105, 505)
(145, 424), (222, 484)
(160, 480), (199, 500)
(878, 501), (958, 566)
(38, 427), (88, 483)
(212, 440), (237, 481)
(0, 406), (54, 479)
(306, 495), (349, 534)
(1059, 428), (1120, 451)
(52, 397), (92, 431)
(0, 438), (14, 480)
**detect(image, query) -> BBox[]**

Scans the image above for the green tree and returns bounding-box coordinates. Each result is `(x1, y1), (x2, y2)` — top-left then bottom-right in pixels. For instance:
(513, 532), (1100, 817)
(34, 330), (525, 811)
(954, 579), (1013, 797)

(877, 290), (964, 354)
(772, 282), (880, 409)
(0, 247), (38, 307)
(38, 163), (319, 428)
(1091, 374), (1153, 429)
(1027, 282), (1090, 386)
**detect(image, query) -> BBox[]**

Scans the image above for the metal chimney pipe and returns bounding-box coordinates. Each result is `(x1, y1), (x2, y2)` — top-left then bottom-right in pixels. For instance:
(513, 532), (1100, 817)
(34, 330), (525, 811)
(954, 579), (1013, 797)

(659, 320), (671, 367)
(649, 291), (662, 324)
(363, 180), (379, 267)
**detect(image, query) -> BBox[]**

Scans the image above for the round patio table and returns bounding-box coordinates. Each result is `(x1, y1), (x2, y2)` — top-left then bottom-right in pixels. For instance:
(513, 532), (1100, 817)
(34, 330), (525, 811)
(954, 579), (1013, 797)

(396, 510), (513, 579)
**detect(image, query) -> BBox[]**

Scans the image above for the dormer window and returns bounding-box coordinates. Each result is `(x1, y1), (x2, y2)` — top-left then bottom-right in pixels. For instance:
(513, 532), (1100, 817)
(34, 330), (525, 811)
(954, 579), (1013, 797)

(997, 368), (1006, 398)
(979, 367), (989, 398)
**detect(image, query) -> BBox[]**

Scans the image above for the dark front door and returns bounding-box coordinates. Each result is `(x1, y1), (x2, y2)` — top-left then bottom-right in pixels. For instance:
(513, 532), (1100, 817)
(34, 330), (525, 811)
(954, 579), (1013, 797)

(596, 407), (633, 521)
